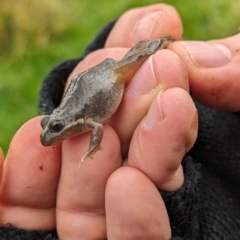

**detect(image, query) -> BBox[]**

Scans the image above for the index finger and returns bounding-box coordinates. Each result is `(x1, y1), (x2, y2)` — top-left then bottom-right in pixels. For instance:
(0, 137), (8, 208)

(106, 4), (183, 47)
(66, 3), (183, 86)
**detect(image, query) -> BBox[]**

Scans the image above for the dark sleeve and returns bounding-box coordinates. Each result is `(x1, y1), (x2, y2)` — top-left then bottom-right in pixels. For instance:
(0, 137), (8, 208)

(2, 21), (240, 240)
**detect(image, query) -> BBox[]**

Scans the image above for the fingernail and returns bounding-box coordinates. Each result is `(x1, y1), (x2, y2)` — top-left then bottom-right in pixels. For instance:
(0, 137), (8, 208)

(125, 56), (158, 95)
(132, 11), (161, 42)
(182, 41), (232, 67)
(144, 93), (163, 129)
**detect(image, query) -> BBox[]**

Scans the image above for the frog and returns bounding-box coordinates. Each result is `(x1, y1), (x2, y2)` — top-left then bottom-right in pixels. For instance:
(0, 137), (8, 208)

(40, 37), (173, 167)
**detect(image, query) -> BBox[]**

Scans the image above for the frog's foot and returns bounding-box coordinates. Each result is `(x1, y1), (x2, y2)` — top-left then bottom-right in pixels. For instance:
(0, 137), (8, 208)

(79, 145), (104, 168)
(123, 37), (174, 59)
(79, 119), (104, 168)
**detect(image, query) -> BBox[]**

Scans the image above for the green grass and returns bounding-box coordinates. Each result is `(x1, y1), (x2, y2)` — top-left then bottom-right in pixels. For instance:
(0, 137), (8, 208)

(0, 0), (239, 155)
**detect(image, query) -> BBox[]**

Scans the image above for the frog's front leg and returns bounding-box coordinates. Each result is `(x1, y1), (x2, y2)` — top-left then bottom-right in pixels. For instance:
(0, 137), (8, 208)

(79, 118), (104, 167)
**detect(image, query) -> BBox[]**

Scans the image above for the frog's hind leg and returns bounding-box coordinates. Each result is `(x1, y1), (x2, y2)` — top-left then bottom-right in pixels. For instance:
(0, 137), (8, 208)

(123, 40), (152, 58)
(123, 37), (173, 59)
(79, 119), (104, 168)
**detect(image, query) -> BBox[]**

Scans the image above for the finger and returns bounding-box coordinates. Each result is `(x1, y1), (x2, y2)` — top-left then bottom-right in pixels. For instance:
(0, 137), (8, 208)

(66, 3), (183, 87)
(0, 148), (3, 184)
(128, 88), (198, 191)
(56, 124), (121, 240)
(0, 117), (61, 230)
(106, 3), (183, 47)
(106, 167), (171, 240)
(168, 33), (240, 111)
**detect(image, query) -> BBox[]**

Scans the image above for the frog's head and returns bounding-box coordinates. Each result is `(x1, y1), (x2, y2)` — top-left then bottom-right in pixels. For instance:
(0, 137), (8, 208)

(40, 111), (85, 146)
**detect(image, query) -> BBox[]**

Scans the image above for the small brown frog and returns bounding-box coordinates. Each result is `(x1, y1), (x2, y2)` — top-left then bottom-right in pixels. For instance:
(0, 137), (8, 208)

(40, 37), (173, 167)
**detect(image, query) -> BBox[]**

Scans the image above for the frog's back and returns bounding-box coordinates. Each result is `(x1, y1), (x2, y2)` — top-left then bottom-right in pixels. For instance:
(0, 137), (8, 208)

(62, 58), (124, 123)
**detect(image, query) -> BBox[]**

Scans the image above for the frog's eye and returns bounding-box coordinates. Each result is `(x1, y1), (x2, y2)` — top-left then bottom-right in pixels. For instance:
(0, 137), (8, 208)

(41, 116), (50, 129)
(49, 120), (64, 132)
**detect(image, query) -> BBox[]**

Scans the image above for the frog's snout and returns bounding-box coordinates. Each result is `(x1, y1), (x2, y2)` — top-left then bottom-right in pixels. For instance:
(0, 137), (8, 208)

(40, 115), (59, 146)
(40, 131), (50, 146)
(40, 128), (55, 146)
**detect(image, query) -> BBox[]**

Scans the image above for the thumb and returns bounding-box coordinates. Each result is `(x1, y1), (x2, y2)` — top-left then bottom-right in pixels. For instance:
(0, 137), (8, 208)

(169, 32), (240, 111)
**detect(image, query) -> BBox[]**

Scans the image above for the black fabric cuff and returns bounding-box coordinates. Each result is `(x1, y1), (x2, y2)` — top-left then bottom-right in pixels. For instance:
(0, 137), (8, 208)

(0, 226), (58, 240)
(162, 156), (201, 239)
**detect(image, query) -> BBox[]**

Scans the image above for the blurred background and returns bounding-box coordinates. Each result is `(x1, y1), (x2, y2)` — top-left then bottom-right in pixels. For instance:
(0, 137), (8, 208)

(0, 0), (239, 154)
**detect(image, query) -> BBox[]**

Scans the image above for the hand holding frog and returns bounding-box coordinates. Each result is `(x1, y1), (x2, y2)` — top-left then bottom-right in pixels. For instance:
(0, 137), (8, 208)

(40, 37), (174, 167)
(1, 3), (240, 240)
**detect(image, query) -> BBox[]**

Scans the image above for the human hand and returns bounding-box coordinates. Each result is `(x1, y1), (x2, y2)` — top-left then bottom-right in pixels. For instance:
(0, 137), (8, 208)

(3, 2), (240, 239)
(0, 4), (193, 239)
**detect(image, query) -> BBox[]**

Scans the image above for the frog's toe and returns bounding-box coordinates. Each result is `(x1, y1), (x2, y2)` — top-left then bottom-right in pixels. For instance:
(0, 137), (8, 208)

(79, 154), (89, 167)
(79, 152), (89, 168)
(79, 146), (104, 168)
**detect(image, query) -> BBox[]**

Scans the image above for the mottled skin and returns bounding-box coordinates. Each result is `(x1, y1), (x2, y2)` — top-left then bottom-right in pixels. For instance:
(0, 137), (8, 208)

(40, 37), (173, 166)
